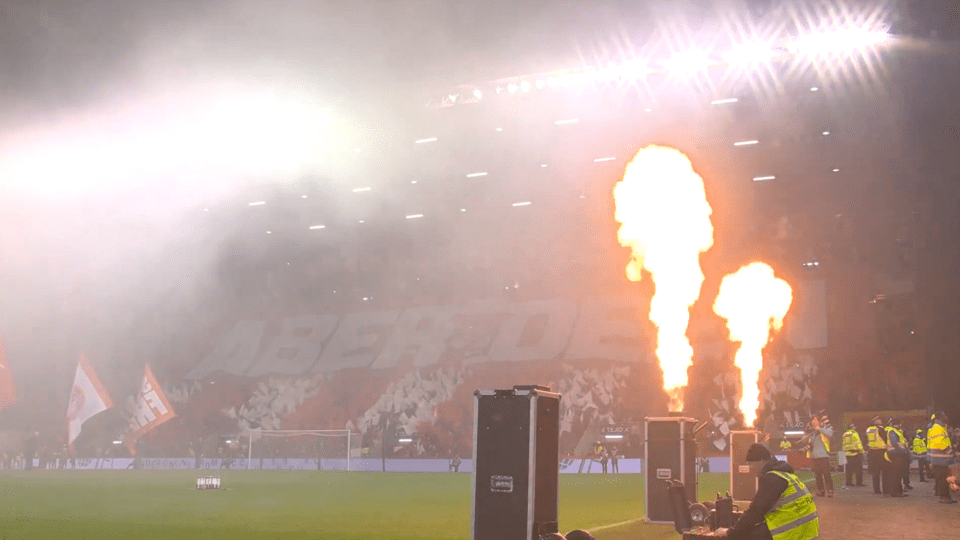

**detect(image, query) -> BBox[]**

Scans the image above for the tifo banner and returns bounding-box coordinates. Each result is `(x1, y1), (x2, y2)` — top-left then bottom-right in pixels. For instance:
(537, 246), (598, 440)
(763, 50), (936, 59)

(67, 355), (114, 445)
(125, 364), (176, 452)
(187, 290), (826, 379)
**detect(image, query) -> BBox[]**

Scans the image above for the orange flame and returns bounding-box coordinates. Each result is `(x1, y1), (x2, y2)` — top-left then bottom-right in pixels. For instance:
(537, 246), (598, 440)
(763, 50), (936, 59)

(614, 146), (714, 410)
(713, 262), (792, 427)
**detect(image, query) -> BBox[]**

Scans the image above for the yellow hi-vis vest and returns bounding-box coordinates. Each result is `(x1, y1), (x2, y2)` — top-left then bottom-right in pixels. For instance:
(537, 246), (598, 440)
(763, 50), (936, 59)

(927, 423), (953, 464)
(884, 427), (905, 462)
(913, 435), (927, 456)
(842, 430), (863, 456)
(766, 470), (820, 540)
(865, 426), (885, 450)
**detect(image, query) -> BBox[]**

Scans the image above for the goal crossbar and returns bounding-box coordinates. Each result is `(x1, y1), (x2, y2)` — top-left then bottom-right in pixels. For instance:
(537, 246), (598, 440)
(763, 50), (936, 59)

(245, 429), (355, 470)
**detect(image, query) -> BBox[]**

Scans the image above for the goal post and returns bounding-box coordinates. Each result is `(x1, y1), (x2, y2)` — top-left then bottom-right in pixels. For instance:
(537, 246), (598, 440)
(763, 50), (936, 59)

(245, 429), (357, 471)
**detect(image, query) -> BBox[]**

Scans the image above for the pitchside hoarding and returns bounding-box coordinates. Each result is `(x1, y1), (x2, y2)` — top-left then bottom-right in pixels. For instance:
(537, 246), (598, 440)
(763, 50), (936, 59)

(11, 457), (738, 472)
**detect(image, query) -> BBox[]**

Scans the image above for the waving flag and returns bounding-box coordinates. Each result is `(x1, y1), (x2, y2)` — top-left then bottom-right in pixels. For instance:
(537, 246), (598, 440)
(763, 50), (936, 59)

(125, 364), (176, 453)
(67, 355), (114, 445)
(0, 335), (15, 411)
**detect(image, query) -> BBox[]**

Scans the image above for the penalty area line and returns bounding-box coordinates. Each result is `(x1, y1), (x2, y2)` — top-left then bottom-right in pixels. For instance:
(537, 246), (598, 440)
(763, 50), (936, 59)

(591, 517), (644, 532)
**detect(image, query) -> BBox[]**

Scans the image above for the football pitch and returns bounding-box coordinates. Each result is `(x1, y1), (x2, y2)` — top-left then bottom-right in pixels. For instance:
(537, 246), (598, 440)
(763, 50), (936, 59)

(0, 470), (756, 540)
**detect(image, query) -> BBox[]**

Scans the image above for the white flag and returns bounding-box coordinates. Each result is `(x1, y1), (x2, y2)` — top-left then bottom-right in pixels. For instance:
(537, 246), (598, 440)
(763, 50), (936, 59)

(125, 364), (176, 453)
(67, 355), (113, 445)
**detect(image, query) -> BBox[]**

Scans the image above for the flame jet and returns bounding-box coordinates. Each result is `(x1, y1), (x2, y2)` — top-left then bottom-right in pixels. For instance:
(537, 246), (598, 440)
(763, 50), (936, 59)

(614, 146), (714, 410)
(713, 262), (792, 427)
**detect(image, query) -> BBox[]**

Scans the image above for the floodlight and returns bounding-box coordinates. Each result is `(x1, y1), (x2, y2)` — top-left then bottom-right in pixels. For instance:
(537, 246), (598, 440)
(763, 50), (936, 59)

(723, 43), (780, 64)
(793, 28), (889, 54)
(663, 49), (713, 72)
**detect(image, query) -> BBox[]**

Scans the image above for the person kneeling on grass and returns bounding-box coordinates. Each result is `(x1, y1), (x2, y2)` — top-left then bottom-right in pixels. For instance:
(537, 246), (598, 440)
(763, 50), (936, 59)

(718, 444), (819, 540)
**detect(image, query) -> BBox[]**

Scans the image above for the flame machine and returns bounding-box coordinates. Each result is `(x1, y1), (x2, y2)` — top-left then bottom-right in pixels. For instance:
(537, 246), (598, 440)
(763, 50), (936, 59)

(645, 417), (699, 524)
(471, 385), (561, 540)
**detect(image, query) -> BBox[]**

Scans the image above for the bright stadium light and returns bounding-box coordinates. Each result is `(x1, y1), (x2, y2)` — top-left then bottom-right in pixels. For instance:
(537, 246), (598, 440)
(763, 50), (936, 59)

(662, 49), (713, 72)
(0, 86), (349, 195)
(473, 88), (482, 99)
(722, 43), (780, 64)
(415, 137), (438, 144)
(593, 156), (616, 163)
(352, 187), (371, 192)
(604, 434), (624, 440)
(512, 201), (532, 207)
(711, 98), (739, 105)
(620, 60), (652, 79)
(753, 176), (776, 182)
(466, 172), (488, 178)
(397, 437), (413, 443)
(734, 140), (759, 146)
(248, 201), (266, 206)
(792, 28), (889, 54)
(554, 118), (580, 125)
(520, 81), (532, 92)
(783, 430), (805, 436)
(406, 214), (424, 219)
(309, 225), (326, 230)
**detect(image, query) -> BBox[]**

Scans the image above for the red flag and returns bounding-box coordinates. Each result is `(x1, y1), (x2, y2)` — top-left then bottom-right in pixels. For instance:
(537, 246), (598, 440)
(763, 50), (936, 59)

(125, 364), (176, 453)
(0, 335), (15, 411)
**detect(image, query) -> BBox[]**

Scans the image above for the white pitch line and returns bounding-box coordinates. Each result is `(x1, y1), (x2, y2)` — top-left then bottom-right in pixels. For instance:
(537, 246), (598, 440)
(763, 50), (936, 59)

(590, 517), (645, 532)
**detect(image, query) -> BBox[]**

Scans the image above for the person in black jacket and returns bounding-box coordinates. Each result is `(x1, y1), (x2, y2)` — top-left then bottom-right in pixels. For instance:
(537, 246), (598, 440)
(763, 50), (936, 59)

(722, 444), (818, 540)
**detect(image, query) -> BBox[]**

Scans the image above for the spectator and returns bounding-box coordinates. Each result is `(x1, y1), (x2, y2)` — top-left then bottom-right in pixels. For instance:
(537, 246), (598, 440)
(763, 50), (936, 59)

(599, 447), (609, 474)
(806, 416), (834, 497)
(566, 530), (595, 540)
(610, 446), (619, 473)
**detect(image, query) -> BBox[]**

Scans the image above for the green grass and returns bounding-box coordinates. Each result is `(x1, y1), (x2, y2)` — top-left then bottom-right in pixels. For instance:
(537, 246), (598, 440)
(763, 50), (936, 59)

(0, 471), (808, 540)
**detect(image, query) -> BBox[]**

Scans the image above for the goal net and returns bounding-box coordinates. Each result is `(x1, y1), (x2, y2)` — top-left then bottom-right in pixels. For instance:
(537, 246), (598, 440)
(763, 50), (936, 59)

(245, 430), (358, 471)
